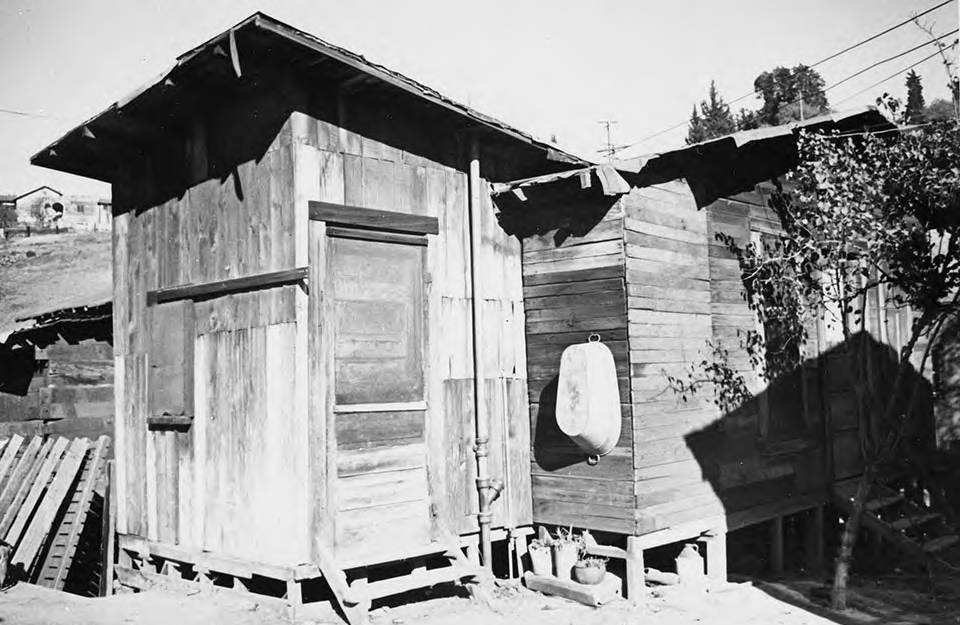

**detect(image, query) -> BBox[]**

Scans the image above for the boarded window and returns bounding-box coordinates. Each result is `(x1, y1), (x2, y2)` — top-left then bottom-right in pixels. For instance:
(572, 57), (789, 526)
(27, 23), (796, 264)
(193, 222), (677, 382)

(330, 236), (425, 405)
(147, 300), (195, 418)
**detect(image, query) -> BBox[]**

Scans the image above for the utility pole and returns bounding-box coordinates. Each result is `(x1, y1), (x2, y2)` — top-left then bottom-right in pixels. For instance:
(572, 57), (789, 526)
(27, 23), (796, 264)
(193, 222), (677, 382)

(598, 120), (618, 162)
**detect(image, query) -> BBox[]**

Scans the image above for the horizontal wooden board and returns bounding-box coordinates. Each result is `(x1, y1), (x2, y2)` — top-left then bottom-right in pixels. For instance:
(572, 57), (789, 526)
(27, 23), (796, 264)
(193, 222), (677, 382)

(522, 265), (624, 287)
(335, 410), (425, 450)
(533, 499), (636, 534)
(147, 267), (307, 305)
(523, 239), (623, 265)
(309, 200), (439, 235)
(522, 220), (623, 253)
(337, 442), (426, 477)
(523, 253), (624, 276)
(531, 475), (636, 509)
(337, 467), (428, 511)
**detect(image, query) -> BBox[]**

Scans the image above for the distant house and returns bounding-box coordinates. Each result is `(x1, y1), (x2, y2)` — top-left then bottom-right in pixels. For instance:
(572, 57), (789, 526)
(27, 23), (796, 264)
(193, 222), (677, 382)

(10, 187), (112, 231)
(15, 185), (63, 225)
(58, 196), (113, 232)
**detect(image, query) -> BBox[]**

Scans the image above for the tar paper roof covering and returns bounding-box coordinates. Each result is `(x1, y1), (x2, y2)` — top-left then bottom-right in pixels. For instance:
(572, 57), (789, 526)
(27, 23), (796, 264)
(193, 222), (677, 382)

(492, 106), (895, 208)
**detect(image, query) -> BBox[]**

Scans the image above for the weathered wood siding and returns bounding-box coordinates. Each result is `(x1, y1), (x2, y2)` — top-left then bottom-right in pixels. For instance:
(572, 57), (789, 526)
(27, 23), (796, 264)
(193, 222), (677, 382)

(622, 182), (721, 534)
(523, 202), (635, 534)
(295, 111), (530, 565)
(112, 83), (532, 568)
(113, 104), (311, 565)
(699, 190), (827, 528)
(521, 180), (833, 538)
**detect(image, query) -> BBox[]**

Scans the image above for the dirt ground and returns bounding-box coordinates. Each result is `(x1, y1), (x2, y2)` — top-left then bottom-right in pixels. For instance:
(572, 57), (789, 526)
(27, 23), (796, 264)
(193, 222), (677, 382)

(3, 573), (959, 625)
(0, 231), (112, 336)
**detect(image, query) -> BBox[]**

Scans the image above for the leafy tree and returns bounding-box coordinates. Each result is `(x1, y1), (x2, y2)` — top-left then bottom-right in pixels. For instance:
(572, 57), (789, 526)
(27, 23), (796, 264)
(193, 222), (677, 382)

(753, 65), (830, 126)
(686, 80), (737, 144)
(905, 70), (926, 124)
(926, 98), (956, 121)
(0, 205), (17, 229)
(669, 121), (960, 609)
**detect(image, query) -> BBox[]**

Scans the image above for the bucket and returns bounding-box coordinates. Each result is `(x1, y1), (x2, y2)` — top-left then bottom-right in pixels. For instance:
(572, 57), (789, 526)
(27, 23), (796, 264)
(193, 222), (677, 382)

(555, 336), (621, 457)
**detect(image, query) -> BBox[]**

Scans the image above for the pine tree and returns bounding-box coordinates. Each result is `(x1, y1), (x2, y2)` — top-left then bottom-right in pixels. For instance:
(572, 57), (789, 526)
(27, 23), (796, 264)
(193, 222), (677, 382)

(905, 70), (926, 124)
(686, 81), (736, 144)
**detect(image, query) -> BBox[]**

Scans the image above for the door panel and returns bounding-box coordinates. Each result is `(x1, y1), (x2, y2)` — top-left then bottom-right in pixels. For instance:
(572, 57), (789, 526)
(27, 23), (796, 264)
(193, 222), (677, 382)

(327, 233), (434, 561)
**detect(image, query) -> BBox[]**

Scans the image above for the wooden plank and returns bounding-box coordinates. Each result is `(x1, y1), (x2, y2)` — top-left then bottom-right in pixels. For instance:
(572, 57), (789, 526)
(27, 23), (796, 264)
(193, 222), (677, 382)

(326, 226), (427, 247)
(335, 411), (425, 450)
(146, 267), (308, 305)
(309, 200), (439, 235)
(337, 443), (426, 478)
(0, 435), (24, 489)
(46, 436), (110, 588)
(522, 571), (622, 607)
(0, 437), (41, 503)
(12, 438), (88, 572)
(1, 437), (68, 543)
(146, 415), (194, 429)
(101, 460), (116, 596)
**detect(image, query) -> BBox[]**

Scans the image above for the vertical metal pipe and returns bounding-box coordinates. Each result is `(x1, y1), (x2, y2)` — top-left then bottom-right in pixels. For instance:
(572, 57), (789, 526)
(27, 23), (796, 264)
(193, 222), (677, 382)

(467, 136), (493, 569)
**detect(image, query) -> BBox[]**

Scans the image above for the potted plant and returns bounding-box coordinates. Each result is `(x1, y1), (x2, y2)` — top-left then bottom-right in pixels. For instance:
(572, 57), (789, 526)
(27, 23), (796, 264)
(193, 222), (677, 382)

(551, 527), (581, 581)
(528, 539), (552, 576)
(573, 556), (607, 585)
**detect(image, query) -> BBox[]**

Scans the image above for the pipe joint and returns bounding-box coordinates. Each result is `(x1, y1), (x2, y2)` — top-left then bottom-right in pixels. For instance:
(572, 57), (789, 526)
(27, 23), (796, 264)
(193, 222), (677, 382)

(474, 438), (489, 458)
(477, 477), (504, 507)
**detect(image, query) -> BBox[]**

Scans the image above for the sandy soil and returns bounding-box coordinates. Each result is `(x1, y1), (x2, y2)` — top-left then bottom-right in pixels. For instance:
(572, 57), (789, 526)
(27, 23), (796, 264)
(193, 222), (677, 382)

(3, 574), (958, 625)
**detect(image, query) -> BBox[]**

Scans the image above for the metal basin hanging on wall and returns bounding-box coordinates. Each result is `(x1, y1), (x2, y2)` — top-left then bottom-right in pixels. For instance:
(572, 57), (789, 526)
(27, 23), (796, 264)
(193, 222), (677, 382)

(555, 334), (621, 459)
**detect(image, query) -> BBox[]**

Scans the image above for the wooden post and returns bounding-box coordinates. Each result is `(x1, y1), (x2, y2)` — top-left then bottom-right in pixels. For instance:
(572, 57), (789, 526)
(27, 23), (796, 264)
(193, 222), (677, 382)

(770, 516), (784, 574)
(804, 506), (825, 571)
(514, 531), (529, 577)
(100, 460), (116, 596)
(285, 579), (303, 606)
(703, 529), (727, 583)
(625, 536), (645, 600)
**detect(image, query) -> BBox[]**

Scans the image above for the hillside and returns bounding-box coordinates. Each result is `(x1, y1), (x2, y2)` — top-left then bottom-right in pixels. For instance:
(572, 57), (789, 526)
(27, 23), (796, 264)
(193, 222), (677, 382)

(0, 232), (112, 338)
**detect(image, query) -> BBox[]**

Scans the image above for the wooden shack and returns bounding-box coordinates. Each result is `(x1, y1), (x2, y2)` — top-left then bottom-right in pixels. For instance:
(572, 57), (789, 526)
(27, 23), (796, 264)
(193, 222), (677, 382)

(492, 109), (908, 596)
(32, 13), (585, 620)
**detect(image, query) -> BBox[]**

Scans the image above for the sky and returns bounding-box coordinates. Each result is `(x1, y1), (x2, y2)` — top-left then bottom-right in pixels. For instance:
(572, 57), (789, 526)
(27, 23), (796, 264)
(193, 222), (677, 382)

(0, 0), (958, 197)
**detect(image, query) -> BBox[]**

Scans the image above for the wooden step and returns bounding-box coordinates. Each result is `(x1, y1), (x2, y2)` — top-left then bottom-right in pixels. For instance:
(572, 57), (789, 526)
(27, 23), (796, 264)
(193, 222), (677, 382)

(360, 564), (479, 601)
(922, 535), (959, 554)
(866, 494), (904, 512)
(891, 513), (942, 532)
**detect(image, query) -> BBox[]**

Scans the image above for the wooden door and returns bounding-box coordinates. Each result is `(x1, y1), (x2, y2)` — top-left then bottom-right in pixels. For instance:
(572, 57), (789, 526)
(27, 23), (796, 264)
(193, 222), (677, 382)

(327, 231), (435, 564)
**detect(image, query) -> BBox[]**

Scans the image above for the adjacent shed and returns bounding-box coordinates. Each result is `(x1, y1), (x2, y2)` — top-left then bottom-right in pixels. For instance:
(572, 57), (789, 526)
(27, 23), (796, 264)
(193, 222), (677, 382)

(32, 13), (584, 620)
(492, 108), (908, 596)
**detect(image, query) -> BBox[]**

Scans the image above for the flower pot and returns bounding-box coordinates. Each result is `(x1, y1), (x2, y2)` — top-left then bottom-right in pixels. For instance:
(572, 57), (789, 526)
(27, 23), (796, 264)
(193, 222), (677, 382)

(529, 547), (552, 576)
(552, 542), (579, 580)
(572, 563), (606, 585)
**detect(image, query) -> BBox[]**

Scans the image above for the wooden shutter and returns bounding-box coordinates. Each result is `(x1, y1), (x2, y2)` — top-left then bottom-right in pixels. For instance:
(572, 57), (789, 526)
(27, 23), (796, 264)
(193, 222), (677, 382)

(147, 300), (195, 427)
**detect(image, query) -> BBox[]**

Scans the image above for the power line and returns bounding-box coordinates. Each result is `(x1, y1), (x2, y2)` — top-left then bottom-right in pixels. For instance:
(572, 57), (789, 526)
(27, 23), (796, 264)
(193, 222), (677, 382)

(824, 28), (957, 93)
(613, 0), (958, 153)
(807, 0), (954, 67)
(833, 41), (959, 106)
(0, 107), (50, 119)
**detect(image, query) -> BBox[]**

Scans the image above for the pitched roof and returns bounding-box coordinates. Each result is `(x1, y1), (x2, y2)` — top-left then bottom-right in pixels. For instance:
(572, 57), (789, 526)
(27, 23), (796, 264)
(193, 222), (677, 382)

(31, 12), (585, 183)
(14, 185), (62, 201)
